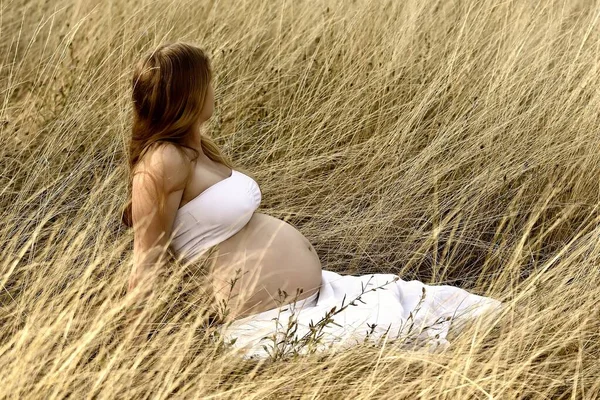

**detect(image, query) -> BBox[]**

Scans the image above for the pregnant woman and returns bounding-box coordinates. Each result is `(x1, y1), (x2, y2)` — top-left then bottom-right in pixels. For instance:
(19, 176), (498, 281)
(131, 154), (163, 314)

(123, 42), (504, 359)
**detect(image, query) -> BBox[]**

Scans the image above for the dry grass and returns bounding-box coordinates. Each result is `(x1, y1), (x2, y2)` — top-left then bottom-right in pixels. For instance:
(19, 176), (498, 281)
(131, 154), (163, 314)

(1, 0), (599, 398)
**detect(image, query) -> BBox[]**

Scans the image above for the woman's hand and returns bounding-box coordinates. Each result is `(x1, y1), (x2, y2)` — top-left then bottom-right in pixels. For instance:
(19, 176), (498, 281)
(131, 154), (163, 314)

(127, 267), (157, 303)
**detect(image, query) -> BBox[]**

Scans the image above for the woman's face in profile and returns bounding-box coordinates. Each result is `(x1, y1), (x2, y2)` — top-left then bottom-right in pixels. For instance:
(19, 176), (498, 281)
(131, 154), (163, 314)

(200, 80), (214, 123)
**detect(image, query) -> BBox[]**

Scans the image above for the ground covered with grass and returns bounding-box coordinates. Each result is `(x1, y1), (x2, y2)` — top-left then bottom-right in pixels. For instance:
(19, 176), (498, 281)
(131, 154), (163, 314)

(0, 0), (599, 398)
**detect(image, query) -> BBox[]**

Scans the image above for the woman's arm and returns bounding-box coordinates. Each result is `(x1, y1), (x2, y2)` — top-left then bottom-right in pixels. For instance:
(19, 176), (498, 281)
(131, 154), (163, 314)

(128, 143), (191, 300)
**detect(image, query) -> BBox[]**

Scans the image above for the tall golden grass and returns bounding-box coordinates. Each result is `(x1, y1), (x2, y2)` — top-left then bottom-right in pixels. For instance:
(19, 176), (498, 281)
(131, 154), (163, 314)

(1, 0), (599, 398)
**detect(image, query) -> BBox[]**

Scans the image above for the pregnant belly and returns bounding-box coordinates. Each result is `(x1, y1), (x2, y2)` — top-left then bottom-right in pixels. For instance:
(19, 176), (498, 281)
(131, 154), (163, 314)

(209, 212), (323, 321)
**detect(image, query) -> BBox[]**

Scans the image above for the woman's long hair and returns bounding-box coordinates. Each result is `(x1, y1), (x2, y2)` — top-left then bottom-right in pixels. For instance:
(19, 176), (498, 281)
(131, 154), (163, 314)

(121, 42), (234, 228)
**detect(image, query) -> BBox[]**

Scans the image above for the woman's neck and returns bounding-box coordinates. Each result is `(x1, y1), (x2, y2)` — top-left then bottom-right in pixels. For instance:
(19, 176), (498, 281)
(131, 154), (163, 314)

(184, 123), (208, 156)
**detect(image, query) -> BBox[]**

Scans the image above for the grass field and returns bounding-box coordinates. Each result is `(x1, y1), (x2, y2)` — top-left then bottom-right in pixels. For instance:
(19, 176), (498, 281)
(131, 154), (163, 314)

(1, 0), (599, 398)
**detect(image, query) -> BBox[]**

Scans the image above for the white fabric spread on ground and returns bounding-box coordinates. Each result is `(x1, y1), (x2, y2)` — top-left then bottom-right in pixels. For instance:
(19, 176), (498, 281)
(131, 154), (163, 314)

(217, 270), (504, 359)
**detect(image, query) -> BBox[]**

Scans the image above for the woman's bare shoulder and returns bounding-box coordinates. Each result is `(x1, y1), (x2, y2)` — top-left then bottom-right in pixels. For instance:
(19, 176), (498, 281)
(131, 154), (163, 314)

(134, 142), (193, 191)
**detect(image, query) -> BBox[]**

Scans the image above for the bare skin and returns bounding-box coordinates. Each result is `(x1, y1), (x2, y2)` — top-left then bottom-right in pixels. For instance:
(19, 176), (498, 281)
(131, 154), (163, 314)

(129, 81), (322, 322)
(179, 151), (323, 321)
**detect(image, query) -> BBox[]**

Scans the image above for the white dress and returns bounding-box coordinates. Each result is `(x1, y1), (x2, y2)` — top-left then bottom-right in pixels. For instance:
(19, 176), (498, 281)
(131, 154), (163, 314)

(216, 269), (504, 359)
(168, 169), (504, 359)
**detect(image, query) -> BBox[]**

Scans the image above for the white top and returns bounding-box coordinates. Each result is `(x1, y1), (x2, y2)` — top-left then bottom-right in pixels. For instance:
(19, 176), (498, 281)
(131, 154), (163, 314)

(169, 169), (262, 261)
